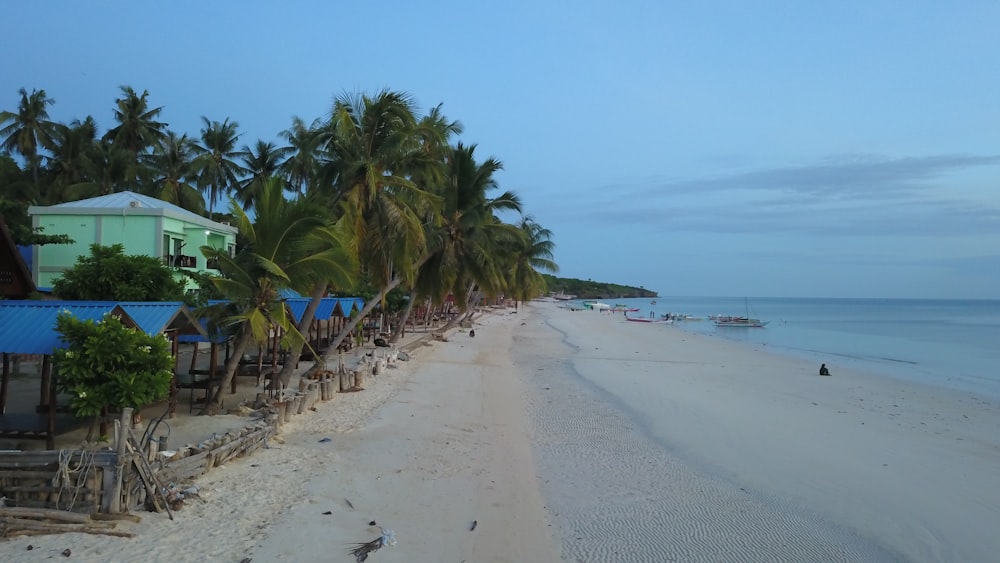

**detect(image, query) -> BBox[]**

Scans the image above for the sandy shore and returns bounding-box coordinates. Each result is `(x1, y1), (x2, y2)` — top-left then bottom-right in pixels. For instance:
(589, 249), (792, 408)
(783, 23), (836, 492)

(0, 309), (560, 562)
(517, 301), (1000, 562)
(2, 300), (998, 562)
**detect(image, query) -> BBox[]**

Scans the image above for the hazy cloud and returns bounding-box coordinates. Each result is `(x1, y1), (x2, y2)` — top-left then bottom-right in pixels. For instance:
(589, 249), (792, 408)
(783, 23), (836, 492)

(542, 154), (1000, 237)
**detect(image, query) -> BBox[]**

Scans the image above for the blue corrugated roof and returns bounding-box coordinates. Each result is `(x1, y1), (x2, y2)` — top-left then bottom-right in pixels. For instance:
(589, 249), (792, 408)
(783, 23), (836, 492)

(336, 297), (365, 315)
(0, 301), (138, 355)
(118, 302), (205, 337)
(285, 297), (344, 323)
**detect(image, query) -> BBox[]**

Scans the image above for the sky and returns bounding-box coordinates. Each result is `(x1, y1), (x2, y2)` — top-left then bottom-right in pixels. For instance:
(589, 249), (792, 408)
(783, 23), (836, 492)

(3, 1), (999, 299)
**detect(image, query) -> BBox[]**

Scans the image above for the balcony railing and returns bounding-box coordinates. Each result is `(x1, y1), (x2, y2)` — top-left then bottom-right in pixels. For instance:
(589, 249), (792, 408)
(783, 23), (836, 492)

(164, 255), (198, 268)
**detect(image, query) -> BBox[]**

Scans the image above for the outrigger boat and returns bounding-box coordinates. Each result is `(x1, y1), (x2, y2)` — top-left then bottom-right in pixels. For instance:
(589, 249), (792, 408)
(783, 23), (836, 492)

(713, 298), (768, 327)
(626, 314), (672, 324)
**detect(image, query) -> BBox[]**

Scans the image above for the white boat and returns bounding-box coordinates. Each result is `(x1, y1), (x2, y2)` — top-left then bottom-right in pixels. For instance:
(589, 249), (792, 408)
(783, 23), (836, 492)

(626, 315), (672, 324)
(583, 300), (612, 310)
(714, 316), (768, 328)
(713, 298), (768, 327)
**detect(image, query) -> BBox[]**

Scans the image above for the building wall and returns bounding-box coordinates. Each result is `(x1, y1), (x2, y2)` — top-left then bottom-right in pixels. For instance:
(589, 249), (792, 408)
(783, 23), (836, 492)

(33, 211), (235, 290)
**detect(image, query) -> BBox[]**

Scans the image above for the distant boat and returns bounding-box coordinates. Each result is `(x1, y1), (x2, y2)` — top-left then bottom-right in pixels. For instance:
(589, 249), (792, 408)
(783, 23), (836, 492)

(553, 293), (576, 301)
(583, 300), (612, 310)
(714, 298), (768, 328)
(626, 315), (672, 324)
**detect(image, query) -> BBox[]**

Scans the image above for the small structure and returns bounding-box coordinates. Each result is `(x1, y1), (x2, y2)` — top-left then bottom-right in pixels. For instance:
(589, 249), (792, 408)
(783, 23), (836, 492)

(0, 300), (207, 444)
(0, 301), (139, 448)
(27, 191), (238, 290)
(0, 215), (35, 299)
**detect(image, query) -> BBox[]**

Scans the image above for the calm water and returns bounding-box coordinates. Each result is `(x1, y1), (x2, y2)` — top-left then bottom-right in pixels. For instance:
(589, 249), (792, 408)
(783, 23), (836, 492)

(576, 296), (1000, 399)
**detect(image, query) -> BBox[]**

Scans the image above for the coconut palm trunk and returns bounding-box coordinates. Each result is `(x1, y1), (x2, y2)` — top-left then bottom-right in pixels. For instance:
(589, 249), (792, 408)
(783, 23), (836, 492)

(275, 281), (327, 386)
(388, 290), (419, 344)
(204, 327), (254, 412)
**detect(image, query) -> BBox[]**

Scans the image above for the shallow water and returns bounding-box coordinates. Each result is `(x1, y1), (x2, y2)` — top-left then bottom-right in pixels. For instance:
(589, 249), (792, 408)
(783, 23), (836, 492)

(592, 296), (1000, 399)
(513, 307), (900, 562)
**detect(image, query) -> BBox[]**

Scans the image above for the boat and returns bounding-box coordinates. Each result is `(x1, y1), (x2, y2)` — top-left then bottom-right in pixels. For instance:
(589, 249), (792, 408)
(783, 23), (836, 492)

(714, 316), (768, 327)
(583, 301), (612, 310)
(713, 298), (768, 327)
(626, 314), (672, 323)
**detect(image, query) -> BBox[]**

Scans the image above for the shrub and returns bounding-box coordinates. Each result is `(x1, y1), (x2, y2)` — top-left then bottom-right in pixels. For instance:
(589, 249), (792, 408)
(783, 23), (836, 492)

(52, 311), (173, 419)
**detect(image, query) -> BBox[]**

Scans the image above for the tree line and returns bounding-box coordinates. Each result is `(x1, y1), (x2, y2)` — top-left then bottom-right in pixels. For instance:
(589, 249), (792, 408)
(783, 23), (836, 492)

(1, 86), (559, 412)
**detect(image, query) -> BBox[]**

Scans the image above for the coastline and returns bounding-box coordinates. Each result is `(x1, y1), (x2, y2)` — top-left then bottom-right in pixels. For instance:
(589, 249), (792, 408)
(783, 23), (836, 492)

(520, 300), (1000, 561)
(2, 300), (998, 561)
(0, 308), (561, 562)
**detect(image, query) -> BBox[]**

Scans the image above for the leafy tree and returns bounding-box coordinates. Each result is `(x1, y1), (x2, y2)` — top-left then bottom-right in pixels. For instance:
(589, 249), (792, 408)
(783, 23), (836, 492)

(52, 312), (172, 434)
(53, 243), (186, 301)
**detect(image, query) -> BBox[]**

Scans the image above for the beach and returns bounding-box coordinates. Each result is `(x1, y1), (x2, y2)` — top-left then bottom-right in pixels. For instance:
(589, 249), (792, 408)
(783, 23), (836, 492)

(2, 301), (999, 562)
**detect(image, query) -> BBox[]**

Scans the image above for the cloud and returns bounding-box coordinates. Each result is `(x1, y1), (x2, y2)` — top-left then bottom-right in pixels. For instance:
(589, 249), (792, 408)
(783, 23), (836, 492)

(541, 154), (1000, 237)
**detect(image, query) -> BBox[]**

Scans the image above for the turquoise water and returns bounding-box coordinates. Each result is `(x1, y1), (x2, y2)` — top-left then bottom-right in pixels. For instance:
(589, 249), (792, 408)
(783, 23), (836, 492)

(574, 296), (1000, 398)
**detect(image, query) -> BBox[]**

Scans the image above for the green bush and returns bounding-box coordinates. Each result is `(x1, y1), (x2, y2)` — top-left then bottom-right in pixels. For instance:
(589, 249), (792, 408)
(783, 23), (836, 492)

(52, 311), (173, 418)
(53, 243), (185, 301)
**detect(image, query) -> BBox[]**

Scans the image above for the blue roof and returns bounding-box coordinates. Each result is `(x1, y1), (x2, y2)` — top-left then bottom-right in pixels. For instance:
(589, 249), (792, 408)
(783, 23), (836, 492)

(337, 297), (365, 315)
(118, 302), (206, 337)
(0, 301), (138, 355)
(285, 297), (343, 323)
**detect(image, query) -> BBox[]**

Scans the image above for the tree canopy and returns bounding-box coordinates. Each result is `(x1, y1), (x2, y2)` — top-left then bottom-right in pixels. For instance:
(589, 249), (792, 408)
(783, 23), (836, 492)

(52, 243), (186, 301)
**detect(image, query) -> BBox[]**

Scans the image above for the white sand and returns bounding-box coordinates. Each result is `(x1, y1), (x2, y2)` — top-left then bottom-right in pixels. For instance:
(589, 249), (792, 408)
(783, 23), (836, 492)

(0, 310), (561, 562)
(2, 301), (998, 562)
(517, 301), (1000, 561)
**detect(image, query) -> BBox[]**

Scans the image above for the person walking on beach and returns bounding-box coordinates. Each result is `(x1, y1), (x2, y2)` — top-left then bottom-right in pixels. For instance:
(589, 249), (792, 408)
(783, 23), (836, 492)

(819, 363), (831, 376)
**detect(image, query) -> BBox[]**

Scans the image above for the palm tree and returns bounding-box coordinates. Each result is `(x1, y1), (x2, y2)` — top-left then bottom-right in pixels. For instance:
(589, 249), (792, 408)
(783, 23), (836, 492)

(66, 139), (131, 199)
(103, 86), (168, 192)
(502, 216), (559, 304)
(151, 131), (205, 214)
(235, 139), (291, 210)
(397, 143), (521, 339)
(199, 178), (356, 408)
(310, 90), (453, 369)
(103, 86), (167, 159)
(0, 87), (57, 185)
(194, 117), (245, 216)
(46, 117), (99, 203)
(279, 117), (323, 197)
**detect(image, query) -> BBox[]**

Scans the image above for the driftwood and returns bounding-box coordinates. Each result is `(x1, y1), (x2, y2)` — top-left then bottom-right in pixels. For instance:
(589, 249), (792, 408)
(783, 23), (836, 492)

(0, 507), (133, 539)
(0, 516), (134, 538)
(0, 507), (92, 524)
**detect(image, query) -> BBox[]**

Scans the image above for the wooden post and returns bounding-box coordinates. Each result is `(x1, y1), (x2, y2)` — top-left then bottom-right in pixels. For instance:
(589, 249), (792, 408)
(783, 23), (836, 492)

(108, 409), (132, 513)
(0, 352), (9, 415)
(275, 401), (286, 427)
(46, 359), (57, 450)
(39, 355), (51, 409)
(189, 341), (198, 372)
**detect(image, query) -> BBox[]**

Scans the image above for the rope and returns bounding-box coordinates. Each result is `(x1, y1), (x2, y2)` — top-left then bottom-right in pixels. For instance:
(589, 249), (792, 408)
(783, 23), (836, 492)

(52, 448), (97, 511)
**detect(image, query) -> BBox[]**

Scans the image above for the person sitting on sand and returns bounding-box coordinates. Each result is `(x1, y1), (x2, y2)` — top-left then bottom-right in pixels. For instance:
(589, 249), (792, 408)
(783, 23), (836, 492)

(819, 363), (831, 376)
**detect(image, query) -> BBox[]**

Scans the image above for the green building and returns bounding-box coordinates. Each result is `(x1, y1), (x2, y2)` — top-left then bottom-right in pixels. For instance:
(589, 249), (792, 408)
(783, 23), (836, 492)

(28, 191), (238, 290)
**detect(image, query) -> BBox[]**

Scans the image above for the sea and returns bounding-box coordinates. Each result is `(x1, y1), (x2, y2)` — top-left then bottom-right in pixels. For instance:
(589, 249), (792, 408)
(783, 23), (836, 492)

(574, 296), (1000, 400)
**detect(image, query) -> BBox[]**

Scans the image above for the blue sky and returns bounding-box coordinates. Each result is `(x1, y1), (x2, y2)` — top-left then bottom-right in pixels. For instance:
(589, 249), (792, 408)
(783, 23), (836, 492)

(3, 1), (999, 298)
